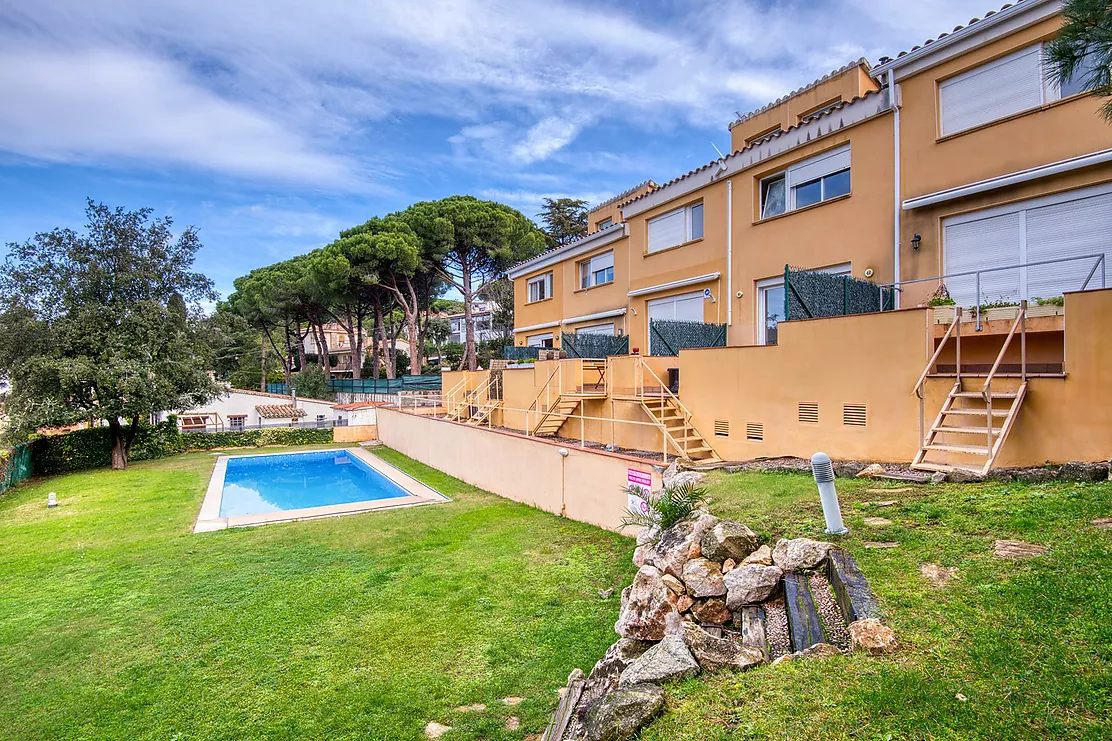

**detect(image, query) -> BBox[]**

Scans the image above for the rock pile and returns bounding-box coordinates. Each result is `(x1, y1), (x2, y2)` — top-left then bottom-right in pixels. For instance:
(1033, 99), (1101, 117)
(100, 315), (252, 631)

(552, 512), (896, 740)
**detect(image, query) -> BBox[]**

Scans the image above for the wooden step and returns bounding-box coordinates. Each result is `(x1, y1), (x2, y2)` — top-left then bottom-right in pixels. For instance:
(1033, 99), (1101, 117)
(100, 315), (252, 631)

(910, 461), (984, 474)
(943, 408), (1009, 418)
(934, 425), (1003, 435)
(924, 443), (991, 454)
(953, 391), (1018, 399)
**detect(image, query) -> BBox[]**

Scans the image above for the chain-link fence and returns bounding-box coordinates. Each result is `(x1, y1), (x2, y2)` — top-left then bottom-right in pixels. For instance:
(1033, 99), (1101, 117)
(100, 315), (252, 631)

(784, 266), (894, 321)
(648, 320), (727, 356)
(560, 333), (629, 359)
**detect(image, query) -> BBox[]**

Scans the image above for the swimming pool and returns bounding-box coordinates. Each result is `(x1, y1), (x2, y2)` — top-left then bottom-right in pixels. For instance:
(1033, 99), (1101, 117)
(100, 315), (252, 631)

(194, 447), (448, 532)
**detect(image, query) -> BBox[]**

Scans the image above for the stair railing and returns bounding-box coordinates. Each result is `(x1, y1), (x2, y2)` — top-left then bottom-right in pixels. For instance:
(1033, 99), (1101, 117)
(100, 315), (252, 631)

(443, 376), (470, 419)
(527, 362), (563, 434)
(636, 357), (703, 458)
(914, 305), (961, 449)
(981, 300), (1027, 449)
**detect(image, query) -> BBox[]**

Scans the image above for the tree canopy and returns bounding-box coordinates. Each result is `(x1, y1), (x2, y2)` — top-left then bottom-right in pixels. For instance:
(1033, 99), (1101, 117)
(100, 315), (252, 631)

(538, 197), (589, 247)
(1045, 0), (1112, 122)
(0, 201), (219, 469)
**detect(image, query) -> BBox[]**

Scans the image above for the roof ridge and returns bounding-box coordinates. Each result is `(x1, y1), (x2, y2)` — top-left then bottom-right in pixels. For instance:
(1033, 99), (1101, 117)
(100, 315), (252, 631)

(506, 220), (626, 273)
(588, 180), (658, 212)
(874, 2), (1024, 67)
(728, 58), (871, 130)
(625, 89), (886, 210)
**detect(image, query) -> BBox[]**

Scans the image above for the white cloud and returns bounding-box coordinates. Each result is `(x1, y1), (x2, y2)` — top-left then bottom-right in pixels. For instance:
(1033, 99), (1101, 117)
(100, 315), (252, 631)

(0, 0), (998, 187)
(0, 46), (357, 186)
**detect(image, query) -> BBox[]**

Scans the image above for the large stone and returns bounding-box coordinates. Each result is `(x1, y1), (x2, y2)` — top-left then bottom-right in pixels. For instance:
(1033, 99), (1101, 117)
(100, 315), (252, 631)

(642, 512), (719, 578)
(771, 538), (832, 572)
(614, 565), (679, 641)
(992, 539), (1049, 560)
(681, 557), (726, 598)
(424, 722), (452, 739)
(856, 463), (886, 479)
(619, 634), (700, 687)
(583, 684), (665, 741)
(1012, 467), (1058, 483)
(741, 544), (773, 566)
(682, 623), (765, 673)
(919, 562), (958, 588)
(833, 461), (867, 478)
(579, 639), (653, 712)
(945, 468), (984, 483)
(661, 574), (686, 595)
(1059, 461), (1110, 482)
(663, 460), (706, 489)
(848, 619), (898, 654)
(796, 642), (843, 660)
(700, 521), (760, 562)
(724, 563), (783, 609)
(689, 597), (732, 625)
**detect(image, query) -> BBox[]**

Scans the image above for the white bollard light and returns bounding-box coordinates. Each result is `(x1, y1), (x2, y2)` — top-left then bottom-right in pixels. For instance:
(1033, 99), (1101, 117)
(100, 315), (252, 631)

(811, 452), (847, 535)
(47, 492), (58, 508)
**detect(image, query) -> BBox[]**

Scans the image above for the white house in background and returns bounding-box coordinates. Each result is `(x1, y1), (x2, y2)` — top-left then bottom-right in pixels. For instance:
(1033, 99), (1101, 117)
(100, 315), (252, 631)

(160, 388), (344, 431)
(330, 401), (389, 426)
(444, 301), (500, 344)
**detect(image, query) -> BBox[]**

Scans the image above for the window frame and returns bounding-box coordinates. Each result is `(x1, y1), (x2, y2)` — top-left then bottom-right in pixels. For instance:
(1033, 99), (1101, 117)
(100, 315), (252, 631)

(758, 145), (851, 220)
(526, 271), (553, 303)
(526, 332), (554, 348)
(596, 217), (613, 230)
(229, 415), (247, 431)
(646, 201), (704, 254)
(577, 250), (615, 290)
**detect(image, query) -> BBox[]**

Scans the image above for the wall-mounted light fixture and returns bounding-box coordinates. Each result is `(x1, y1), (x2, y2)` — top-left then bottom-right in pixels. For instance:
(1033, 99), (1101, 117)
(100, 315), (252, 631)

(911, 234), (922, 251)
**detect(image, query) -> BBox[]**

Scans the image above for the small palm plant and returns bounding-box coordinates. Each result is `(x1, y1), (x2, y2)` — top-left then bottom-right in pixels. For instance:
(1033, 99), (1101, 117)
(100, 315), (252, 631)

(621, 481), (709, 532)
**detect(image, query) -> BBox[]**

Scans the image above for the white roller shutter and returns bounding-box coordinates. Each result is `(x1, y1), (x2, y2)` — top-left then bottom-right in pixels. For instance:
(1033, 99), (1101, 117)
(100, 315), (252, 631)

(647, 209), (686, 253)
(940, 45), (1043, 136)
(942, 184), (1112, 305)
(943, 212), (1022, 305)
(1025, 191), (1112, 299)
(789, 145), (850, 185)
(576, 323), (614, 335)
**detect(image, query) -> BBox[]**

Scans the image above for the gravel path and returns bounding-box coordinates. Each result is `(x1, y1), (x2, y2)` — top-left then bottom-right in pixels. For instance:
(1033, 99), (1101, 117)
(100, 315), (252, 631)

(764, 598), (791, 658)
(809, 573), (850, 650)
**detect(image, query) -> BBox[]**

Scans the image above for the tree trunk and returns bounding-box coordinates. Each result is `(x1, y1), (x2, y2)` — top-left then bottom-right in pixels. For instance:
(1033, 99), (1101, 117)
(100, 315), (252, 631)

(108, 419), (128, 471)
(346, 319), (362, 380)
(260, 339), (267, 392)
(311, 320), (328, 370)
(405, 281), (424, 375)
(296, 323), (309, 373)
(462, 263), (477, 371)
(354, 312), (366, 380)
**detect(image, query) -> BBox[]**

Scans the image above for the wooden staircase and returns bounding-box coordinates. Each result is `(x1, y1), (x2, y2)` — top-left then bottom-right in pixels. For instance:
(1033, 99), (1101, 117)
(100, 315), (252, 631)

(466, 399), (501, 426)
(531, 397), (581, 437)
(641, 395), (720, 463)
(911, 303), (1032, 476)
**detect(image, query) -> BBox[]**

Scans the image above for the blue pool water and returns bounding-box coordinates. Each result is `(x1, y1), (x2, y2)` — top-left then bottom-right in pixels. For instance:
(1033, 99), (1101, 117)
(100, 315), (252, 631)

(219, 450), (409, 517)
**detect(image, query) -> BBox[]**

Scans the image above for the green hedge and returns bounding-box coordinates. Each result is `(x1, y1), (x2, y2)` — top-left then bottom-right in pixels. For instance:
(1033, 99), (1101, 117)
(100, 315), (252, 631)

(29, 421), (334, 476)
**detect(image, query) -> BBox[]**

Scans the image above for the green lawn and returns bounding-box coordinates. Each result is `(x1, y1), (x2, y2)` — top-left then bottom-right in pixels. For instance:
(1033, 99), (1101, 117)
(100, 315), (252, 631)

(1, 449), (1110, 741)
(0, 445), (633, 741)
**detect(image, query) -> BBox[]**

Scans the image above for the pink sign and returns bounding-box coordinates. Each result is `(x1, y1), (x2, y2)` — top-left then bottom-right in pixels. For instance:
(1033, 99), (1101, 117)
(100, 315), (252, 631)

(627, 468), (653, 515)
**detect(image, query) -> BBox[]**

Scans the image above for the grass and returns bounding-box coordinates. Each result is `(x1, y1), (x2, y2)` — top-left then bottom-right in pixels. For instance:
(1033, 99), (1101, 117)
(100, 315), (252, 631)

(640, 471), (1112, 741)
(1, 449), (1110, 740)
(0, 445), (634, 741)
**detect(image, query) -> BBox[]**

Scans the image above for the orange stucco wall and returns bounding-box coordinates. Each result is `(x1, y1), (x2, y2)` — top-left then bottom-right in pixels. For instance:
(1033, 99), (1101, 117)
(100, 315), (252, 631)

(376, 406), (661, 532)
(586, 183), (656, 234)
(895, 14), (1112, 300)
(729, 64), (878, 152)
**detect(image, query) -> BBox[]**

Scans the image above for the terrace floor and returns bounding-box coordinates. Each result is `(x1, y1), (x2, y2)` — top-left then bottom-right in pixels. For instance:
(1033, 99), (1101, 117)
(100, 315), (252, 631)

(1, 446), (1110, 740)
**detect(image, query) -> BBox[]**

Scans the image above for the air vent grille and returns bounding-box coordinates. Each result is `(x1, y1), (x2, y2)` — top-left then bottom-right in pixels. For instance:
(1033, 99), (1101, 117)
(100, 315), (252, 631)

(714, 419), (729, 437)
(746, 422), (764, 441)
(798, 402), (819, 424)
(843, 404), (867, 427)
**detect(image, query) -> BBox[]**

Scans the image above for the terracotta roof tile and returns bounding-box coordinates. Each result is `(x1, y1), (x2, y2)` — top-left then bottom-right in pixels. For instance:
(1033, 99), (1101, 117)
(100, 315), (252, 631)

(729, 58), (872, 130)
(331, 401), (389, 410)
(622, 88), (886, 210)
(588, 180), (659, 212)
(875, 2), (1020, 65)
(255, 404), (307, 419)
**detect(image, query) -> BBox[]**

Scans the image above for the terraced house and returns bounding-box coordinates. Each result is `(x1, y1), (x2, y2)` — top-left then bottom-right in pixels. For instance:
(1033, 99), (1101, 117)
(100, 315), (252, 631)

(486, 0), (1112, 475)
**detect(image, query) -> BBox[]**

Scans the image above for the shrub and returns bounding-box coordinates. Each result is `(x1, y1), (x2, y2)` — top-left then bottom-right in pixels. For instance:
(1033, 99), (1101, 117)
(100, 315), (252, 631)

(291, 365), (332, 400)
(29, 422), (333, 475)
(621, 481), (709, 532)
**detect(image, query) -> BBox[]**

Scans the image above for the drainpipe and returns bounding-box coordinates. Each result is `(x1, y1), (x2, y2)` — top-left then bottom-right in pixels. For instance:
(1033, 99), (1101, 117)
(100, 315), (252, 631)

(726, 179), (734, 327)
(889, 69), (902, 308)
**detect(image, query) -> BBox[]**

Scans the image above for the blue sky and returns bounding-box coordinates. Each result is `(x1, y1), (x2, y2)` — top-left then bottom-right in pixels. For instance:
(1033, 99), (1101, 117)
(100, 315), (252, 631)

(0, 0), (990, 301)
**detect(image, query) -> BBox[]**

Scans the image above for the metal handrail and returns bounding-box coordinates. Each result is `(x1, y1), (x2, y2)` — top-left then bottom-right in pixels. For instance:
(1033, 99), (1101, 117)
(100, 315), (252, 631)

(883, 252), (1105, 329)
(914, 306), (961, 400)
(528, 362), (562, 417)
(982, 300), (1027, 400)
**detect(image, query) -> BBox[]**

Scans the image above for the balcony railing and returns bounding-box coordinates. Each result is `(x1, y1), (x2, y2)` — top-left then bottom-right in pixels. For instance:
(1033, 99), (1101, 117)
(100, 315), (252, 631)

(884, 253), (1106, 330)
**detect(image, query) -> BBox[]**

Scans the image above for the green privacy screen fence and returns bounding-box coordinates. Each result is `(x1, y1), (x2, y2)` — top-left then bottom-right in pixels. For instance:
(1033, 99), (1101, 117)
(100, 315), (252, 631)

(649, 320), (727, 356)
(560, 333), (629, 359)
(784, 266), (895, 321)
(1, 445), (32, 496)
(267, 375), (442, 395)
(503, 346), (542, 360)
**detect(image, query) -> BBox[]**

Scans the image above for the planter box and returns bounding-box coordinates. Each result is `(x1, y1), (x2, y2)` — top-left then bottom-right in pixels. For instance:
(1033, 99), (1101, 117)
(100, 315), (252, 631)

(506, 363), (535, 369)
(1026, 304), (1065, 319)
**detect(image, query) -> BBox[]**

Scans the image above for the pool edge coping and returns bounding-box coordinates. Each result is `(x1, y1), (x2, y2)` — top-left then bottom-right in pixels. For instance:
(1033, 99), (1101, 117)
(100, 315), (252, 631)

(193, 447), (451, 533)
